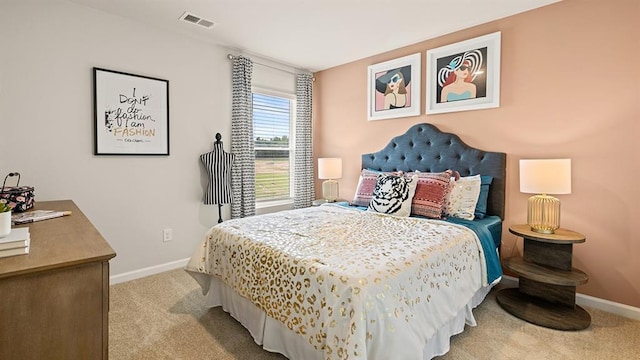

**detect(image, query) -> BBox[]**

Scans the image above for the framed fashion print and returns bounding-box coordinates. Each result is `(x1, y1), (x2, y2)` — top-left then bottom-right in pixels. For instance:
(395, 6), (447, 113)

(367, 53), (421, 121)
(93, 67), (170, 155)
(426, 32), (501, 115)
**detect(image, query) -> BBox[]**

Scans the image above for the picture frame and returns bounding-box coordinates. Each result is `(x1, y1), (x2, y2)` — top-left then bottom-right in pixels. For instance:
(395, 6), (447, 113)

(93, 67), (170, 155)
(426, 31), (501, 115)
(367, 53), (421, 121)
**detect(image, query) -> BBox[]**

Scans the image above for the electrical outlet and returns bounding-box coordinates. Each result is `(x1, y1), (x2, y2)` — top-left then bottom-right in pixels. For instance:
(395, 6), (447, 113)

(163, 228), (173, 242)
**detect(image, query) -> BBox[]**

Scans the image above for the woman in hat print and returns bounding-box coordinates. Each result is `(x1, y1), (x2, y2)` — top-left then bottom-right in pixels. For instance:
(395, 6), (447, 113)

(438, 49), (483, 102)
(375, 66), (412, 110)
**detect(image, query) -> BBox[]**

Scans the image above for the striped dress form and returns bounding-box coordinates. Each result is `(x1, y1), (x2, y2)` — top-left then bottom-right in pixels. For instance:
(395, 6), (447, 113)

(200, 142), (234, 205)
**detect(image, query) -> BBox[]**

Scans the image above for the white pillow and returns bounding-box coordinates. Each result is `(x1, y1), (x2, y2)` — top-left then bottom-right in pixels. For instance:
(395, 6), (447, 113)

(368, 174), (417, 217)
(444, 175), (481, 220)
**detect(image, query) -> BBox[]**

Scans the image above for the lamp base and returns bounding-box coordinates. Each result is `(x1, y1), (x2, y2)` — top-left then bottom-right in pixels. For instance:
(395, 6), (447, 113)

(322, 179), (339, 202)
(530, 226), (556, 234)
(527, 194), (561, 234)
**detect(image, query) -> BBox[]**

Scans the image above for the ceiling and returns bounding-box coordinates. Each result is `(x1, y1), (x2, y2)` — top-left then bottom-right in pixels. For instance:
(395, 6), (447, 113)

(68, 0), (560, 72)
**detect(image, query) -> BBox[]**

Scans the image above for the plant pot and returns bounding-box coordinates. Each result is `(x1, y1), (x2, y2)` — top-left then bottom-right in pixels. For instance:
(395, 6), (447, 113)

(0, 211), (11, 238)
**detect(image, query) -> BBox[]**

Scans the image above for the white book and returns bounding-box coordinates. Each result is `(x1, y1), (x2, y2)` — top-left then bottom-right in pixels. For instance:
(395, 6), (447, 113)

(0, 227), (30, 251)
(0, 227), (29, 244)
(0, 243), (29, 258)
(0, 227), (29, 241)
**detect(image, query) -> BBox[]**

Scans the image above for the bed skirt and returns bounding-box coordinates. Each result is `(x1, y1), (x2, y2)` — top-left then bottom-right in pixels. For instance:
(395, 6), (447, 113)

(188, 271), (494, 360)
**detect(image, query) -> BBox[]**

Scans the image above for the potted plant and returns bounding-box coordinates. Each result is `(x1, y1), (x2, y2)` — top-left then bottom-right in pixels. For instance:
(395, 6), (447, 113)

(0, 201), (11, 238)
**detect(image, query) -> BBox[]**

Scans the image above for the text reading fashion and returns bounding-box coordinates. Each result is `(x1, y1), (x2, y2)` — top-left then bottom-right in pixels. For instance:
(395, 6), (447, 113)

(104, 87), (156, 140)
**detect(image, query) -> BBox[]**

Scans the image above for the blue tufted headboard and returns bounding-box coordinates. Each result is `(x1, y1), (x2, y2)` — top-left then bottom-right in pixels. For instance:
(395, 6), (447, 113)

(362, 123), (506, 219)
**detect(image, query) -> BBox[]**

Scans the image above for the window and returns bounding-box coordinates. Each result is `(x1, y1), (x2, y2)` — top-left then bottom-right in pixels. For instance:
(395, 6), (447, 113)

(252, 90), (295, 203)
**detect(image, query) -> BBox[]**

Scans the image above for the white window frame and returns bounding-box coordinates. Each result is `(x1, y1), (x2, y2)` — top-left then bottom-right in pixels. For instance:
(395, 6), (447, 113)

(252, 86), (296, 211)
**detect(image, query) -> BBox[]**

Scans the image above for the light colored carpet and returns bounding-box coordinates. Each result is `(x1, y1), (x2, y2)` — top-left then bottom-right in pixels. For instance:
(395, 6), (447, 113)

(109, 269), (640, 360)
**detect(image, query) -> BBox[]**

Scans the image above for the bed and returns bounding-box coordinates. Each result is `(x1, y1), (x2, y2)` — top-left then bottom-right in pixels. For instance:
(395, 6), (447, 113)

(186, 123), (506, 360)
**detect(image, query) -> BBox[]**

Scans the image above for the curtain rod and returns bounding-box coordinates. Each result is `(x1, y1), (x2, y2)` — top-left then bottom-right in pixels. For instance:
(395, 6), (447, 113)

(227, 54), (314, 80)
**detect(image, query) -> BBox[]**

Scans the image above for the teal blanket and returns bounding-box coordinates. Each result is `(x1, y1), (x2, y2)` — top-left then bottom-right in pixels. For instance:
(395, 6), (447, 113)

(445, 216), (503, 285)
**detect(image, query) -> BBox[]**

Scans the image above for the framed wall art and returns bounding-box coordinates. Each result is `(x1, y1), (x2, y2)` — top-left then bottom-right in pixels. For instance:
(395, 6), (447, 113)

(426, 32), (501, 115)
(93, 67), (170, 155)
(367, 53), (421, 121)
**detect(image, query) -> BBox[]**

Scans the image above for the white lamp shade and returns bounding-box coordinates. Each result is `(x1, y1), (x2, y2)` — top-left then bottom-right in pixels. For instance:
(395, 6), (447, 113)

(318, 158), (342, 179)
(519, 159), (571, 195)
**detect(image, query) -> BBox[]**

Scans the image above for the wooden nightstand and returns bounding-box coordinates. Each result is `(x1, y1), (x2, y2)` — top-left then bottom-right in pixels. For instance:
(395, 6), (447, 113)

(312, 199), (328, 206)
(496, 224), (590, 330)
(312, 199), (348, 206)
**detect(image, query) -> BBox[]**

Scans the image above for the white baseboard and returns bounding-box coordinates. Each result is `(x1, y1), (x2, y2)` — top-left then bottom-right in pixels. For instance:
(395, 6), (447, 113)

(500, 275), (640, 321)
(109, 258), (190, 285)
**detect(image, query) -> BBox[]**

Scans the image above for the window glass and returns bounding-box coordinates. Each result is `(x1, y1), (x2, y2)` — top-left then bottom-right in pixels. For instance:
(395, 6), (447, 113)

(253, 91), (294, 202)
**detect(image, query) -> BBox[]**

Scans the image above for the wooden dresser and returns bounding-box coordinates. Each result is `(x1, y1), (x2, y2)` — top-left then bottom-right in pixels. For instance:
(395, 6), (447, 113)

(0, 200), (116, 359)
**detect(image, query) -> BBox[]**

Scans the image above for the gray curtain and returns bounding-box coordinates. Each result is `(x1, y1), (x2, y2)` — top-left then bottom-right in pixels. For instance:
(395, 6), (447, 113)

(293, 73), (314, 209)
(230, 56), (256, 218)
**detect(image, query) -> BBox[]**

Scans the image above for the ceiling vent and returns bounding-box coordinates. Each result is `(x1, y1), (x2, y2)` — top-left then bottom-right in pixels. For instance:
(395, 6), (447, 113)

(179, 11), (215, 29)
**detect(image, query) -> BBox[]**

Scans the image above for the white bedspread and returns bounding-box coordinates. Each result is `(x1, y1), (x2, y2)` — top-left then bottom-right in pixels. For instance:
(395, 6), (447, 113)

(186, 204), (487, 360)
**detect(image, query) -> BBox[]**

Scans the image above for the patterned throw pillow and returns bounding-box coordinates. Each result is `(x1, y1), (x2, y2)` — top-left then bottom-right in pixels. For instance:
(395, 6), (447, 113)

(444, 175), (482, 220)
(368, 174), (417, 217)
(406, 170), (453, 219)
(352, 169), (402, 207)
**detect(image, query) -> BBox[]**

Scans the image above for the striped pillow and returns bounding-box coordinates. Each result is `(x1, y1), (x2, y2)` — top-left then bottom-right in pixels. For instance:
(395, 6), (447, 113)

(406, 170), (453, 219)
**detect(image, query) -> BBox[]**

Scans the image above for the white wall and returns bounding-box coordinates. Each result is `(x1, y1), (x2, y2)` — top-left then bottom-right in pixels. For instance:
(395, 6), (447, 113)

(0, 0), (234, 275)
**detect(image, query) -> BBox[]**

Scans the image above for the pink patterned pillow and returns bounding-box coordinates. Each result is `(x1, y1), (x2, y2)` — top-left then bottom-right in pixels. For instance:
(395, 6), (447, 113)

(352, 169), (402, 207)
(406, 170), (453, 219)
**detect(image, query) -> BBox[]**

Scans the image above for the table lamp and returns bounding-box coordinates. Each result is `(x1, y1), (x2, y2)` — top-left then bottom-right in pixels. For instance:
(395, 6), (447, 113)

(318, 158), (342, 202)
(519, 159), (571, 234)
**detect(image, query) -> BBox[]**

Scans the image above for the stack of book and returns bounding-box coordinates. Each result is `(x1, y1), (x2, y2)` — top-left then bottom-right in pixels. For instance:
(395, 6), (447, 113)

(0, 227), (30, 258)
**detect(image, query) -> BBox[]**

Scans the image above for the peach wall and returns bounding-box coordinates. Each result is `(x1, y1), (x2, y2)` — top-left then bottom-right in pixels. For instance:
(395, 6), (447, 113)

(312, 0), (640, 307)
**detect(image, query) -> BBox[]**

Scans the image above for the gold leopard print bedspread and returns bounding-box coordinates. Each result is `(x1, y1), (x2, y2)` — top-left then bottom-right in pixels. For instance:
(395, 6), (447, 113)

(186, 204), (485, 360)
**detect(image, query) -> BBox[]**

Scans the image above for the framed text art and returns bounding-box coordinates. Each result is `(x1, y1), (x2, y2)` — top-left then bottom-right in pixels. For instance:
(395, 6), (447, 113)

(367, 53), (421, 121)
(426, 32), (501, 115)
(93, 67), (169, 155)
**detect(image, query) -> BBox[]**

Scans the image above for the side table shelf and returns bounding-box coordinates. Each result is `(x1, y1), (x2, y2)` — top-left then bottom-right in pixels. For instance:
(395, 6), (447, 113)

(496, 224), (591, 330)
